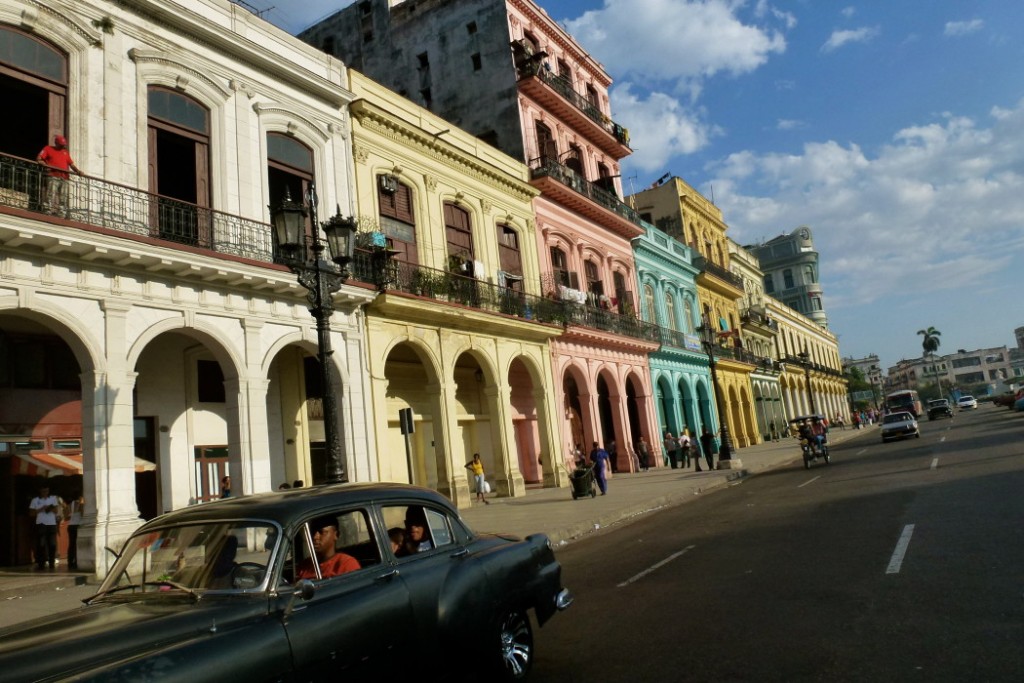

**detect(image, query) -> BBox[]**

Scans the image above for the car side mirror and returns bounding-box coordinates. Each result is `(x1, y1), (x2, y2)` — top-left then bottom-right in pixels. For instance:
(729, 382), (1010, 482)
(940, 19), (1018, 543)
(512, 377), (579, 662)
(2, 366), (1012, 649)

(297, 579), (316, 601)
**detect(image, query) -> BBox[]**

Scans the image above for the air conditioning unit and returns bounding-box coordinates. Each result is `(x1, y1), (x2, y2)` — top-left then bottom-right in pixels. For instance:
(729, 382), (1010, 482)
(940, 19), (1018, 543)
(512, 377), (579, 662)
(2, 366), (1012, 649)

(379, 174), (398, 194)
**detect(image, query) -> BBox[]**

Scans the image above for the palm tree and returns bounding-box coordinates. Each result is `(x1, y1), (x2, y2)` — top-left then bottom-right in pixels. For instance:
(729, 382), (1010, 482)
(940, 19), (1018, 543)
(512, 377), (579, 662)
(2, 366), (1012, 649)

(918, 327), (942, 392)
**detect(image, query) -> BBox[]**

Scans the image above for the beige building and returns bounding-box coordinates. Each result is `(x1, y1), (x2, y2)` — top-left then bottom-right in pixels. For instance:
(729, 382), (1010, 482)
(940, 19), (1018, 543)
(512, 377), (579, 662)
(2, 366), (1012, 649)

(766, 299), (848, 423)
(347, 72), (567, 507)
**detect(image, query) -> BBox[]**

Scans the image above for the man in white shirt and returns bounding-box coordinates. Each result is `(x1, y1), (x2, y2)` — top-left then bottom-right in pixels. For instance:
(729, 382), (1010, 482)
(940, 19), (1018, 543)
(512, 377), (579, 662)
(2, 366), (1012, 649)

(29, 485), (62, 570)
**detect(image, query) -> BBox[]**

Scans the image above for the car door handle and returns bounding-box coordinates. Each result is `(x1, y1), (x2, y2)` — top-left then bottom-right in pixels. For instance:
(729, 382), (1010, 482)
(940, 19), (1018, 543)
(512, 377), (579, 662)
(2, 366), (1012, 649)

(375, 569), (399, 582)
(449, 548), (469, 559)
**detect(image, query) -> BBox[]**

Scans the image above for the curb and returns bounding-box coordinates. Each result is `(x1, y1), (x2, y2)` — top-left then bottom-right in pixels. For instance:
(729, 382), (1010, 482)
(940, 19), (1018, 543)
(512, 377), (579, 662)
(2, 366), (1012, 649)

(0, 572), (88, 601)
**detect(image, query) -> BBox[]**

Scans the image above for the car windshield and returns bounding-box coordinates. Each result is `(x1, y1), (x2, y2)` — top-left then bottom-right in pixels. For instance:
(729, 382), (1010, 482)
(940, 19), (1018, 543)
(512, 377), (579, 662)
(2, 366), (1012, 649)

(883, 413), (912, 424)
(959, 396), (974, 402)
(96, 521), (278, 596)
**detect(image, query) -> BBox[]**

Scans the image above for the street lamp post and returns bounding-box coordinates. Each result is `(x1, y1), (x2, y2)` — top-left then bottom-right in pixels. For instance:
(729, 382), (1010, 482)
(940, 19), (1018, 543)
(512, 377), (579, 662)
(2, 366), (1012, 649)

(698, 314), (735, 466)
(798, 345), (817, 415)
(271, 184), (356, 485)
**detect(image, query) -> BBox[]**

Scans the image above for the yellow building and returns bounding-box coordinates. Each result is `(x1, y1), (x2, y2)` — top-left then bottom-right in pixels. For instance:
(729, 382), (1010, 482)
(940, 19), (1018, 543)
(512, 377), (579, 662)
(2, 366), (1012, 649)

(348, 72), (567, 509)
(630, 178), (758, 450)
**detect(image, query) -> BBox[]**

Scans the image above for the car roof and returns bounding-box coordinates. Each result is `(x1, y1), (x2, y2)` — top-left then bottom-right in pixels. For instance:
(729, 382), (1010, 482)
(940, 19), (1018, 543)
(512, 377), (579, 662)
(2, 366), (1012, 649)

(134, 482), (457, 532)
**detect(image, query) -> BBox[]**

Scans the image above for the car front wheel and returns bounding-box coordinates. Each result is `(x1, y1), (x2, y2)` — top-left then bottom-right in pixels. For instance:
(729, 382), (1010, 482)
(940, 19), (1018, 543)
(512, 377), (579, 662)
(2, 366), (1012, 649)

(493, 608), (533, 681)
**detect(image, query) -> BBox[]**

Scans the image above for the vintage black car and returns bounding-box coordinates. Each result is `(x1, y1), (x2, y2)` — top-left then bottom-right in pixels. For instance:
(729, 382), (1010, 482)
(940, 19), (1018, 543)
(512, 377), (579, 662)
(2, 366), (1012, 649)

(0, 483), (572, 682)
(926, 398), (954, 420)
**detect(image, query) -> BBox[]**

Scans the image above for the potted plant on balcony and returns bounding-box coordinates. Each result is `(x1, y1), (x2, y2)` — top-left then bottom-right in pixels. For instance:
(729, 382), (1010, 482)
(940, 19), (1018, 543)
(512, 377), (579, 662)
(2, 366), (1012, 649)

(353, 215), (387, 249)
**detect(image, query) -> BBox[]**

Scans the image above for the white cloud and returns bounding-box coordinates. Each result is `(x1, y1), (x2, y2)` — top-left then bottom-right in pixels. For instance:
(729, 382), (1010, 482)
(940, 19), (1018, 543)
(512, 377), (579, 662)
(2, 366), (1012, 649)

(564, 0), (787, 92)
(613, 85), (717, 172)
(821, 26), (881, 53)
(944, 19), (984, 37)
(709, 99), (1024, 310)
(776, 119), (804, 131)
(841, 7), (856, 19)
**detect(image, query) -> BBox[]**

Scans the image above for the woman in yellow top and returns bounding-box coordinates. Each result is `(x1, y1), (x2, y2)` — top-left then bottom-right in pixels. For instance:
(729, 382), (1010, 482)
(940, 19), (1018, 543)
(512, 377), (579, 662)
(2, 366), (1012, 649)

(465, 453), (490, 504)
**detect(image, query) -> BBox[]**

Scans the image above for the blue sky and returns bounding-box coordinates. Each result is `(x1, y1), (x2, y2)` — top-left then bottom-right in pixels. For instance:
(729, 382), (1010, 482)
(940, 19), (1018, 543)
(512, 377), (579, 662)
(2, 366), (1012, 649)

(248, 1), (1024, 374)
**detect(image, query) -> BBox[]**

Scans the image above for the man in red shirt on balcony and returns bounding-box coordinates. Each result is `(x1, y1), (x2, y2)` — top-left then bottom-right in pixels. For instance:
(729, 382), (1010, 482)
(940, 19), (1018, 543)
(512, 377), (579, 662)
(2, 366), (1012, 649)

(37, 134), (82, 216)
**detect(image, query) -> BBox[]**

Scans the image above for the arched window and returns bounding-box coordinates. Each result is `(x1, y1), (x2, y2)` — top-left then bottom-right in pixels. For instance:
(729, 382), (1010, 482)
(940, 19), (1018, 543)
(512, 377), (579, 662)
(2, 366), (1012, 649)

(643, 284), (655, 322)
(665, 293), (677, 331)
(148, 87), (211, 245)
(535, 122), (557, 165)
(497, 223), (523, 291)
(378, 176), (417, 264)
(684, 298), (695, 332)
(0, 26), (68, 161)
(444, 201), (473, 272)
(267, 132), (314, 246)
(564, 144), (584, 177)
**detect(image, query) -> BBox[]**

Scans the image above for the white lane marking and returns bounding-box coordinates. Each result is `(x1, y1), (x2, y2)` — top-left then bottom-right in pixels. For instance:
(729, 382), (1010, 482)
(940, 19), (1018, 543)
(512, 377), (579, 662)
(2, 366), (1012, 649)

(886, 524), (916, 574)
(618, 545), (696, 587)
(856, 448), (867, 455)
(939, 436), (946, 442)
(930, 458), (939, 470)
(798, 475), (821, 488)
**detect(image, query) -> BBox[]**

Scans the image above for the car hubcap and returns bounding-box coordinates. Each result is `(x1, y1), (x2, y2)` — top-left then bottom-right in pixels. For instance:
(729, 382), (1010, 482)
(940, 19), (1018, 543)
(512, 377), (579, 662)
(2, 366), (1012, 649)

(500, 612), (532, 678)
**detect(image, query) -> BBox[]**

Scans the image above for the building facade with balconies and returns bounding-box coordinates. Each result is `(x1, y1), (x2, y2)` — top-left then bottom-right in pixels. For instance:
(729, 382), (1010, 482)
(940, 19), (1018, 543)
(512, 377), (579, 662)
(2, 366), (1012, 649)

(629, 177), (760, 449)
(346, 71), (569, 506)
(730, 240), (786, 442)
(632, 222), (717, 457)
(307, 0), (661, 473)
(747, 226), (829, 329)
(766, 297), (848, 423)
(0, 0), (377, 573)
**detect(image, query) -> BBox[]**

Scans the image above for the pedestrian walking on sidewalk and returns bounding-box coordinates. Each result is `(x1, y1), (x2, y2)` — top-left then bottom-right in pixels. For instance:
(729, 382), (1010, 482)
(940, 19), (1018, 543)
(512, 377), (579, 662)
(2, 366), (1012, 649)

(608, 439), (618, 473)
(29, 485), (62, 570)
(465, 453), (490, 505)
(700, 427), (718, 471)
(590, 441), (610, 495)
(663, 432), (678, 469)
(678, 431), (692, 468)
(636, 436), (650, 471)
(769, 420), (779, 442)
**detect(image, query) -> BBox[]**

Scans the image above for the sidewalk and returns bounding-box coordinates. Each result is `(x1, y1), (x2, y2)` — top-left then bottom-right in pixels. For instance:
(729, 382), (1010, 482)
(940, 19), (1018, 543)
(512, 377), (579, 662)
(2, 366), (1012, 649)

(0, 425), (876, 628)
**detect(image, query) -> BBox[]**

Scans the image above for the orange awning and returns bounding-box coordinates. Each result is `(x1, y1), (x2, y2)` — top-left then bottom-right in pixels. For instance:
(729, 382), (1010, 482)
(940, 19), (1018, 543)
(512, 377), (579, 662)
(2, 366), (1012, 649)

(8, 453), (156, 477)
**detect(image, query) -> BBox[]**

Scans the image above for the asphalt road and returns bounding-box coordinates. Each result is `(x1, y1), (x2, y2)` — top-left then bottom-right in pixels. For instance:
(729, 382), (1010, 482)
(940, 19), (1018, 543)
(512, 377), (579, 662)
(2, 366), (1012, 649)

(531, 405), (1024, 682)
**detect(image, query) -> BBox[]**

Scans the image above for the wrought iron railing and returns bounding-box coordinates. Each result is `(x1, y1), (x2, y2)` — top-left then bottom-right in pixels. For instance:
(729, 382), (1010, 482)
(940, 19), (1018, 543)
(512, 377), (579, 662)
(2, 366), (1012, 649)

(517, 61), (630, 147)
(0, 152), (277, 263)
(693, 255), (745, 290)
(741, 308), (778, 331)
(529, 157), (644, 228)
(351, 250), (660, 343)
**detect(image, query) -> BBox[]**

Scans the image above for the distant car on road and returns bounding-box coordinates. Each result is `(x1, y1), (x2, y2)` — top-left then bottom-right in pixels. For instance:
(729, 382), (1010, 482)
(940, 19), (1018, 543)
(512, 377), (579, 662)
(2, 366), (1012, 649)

(957, 395), (978, 410)
(881, 411), (920, 442)
(0, 483), (572, 682)
(927, 399), (953, 421)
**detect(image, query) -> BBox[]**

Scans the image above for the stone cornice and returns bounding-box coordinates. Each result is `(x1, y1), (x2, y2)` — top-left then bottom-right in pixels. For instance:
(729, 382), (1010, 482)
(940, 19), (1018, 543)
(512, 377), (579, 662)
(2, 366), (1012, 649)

(114, 0), (354, 107)
(350, 100), (538, 204)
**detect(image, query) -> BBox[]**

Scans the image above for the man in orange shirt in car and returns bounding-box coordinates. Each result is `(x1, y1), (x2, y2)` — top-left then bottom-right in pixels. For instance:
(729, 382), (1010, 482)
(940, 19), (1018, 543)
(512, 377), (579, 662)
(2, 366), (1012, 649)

(295, 516), (361, 580)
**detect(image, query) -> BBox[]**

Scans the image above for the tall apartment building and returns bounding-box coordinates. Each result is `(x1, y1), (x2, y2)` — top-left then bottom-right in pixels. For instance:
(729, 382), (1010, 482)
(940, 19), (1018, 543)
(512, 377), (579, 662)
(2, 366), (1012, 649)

(306, 0), (663, 468)
(747, 227), (829, 329)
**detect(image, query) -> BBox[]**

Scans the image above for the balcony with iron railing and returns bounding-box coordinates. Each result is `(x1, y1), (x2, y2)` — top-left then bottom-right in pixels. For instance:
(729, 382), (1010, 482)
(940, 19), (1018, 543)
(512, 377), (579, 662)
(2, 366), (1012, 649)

(515, 59), (630, 158)
(351, 253), (660, 343)
(693, 254), (745, 294)
(740, 307), (779, 332)
(0, 151), (279, 264)
(528, 157), (645, 239)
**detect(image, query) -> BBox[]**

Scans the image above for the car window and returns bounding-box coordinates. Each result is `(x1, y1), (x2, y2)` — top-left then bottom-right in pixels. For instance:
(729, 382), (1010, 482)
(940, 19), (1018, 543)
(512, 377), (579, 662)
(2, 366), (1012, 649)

(100, 522), (275, 594)
(382, 504), (455, 557)
(285, 508), (380, 583)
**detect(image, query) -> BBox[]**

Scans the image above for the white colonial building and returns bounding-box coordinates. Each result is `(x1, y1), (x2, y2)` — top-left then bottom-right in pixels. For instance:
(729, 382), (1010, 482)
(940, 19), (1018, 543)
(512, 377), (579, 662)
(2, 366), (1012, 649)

(0, 0), (375, 574)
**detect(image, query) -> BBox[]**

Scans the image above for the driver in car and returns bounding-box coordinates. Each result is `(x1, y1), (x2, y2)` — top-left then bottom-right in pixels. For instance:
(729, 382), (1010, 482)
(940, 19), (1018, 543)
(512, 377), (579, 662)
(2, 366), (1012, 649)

(296, 515), (361, 580)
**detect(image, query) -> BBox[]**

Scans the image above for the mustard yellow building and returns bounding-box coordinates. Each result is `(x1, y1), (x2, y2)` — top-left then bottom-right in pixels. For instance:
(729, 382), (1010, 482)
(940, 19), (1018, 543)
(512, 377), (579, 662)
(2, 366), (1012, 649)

(630, 178), (759, 450)
(348, 72), (568, 509)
